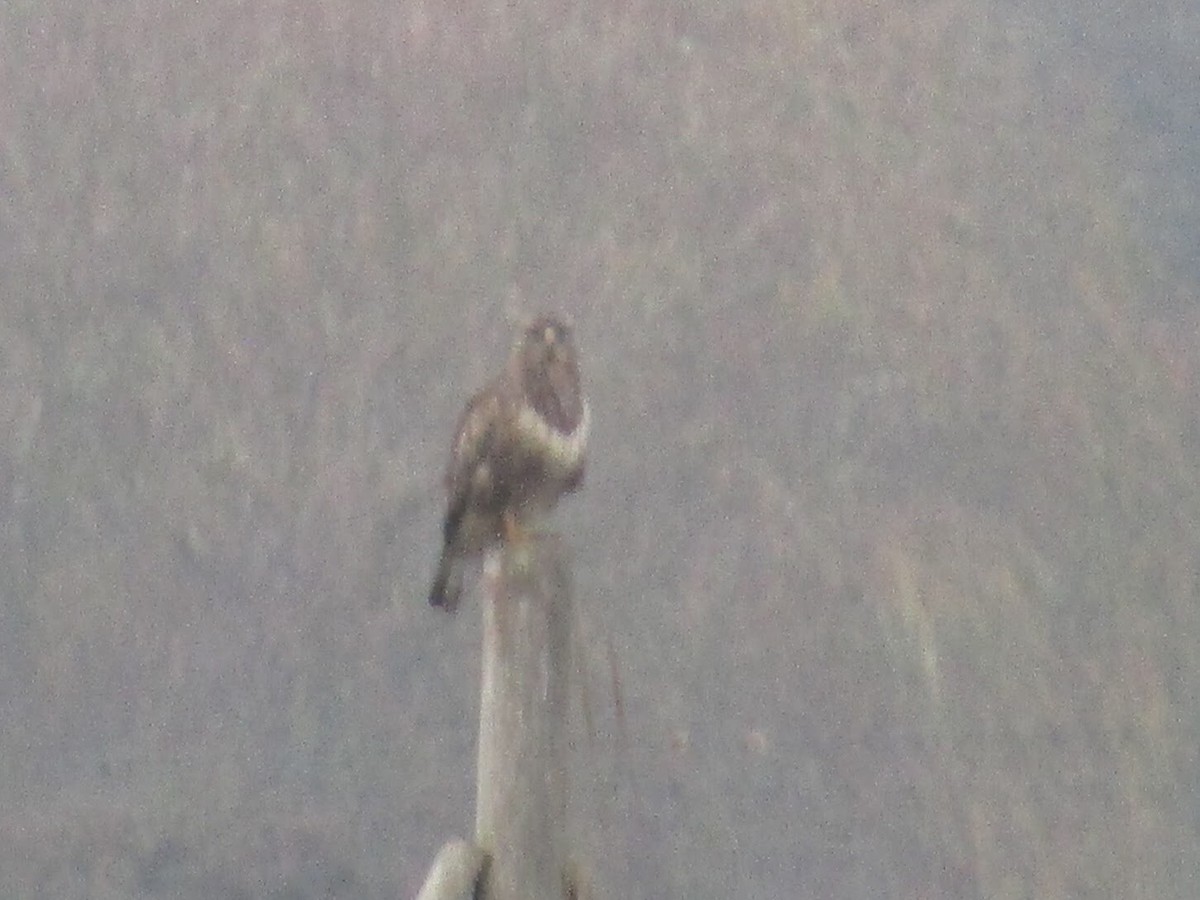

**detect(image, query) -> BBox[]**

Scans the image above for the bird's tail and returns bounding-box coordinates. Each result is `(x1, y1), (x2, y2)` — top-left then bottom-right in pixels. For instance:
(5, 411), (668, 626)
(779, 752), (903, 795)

(428, 548), (463, 612)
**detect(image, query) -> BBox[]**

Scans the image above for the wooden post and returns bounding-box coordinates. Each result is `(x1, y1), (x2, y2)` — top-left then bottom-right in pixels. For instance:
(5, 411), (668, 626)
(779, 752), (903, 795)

(417, 533), (580, 900)
(475, 534), (573, 900)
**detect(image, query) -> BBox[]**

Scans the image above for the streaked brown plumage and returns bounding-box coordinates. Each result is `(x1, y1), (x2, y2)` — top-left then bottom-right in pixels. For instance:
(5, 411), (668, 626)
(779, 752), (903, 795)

(429, 316), (589, 611)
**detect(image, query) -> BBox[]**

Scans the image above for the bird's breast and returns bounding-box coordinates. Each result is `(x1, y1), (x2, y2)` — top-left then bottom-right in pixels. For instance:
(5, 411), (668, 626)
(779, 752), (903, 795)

(515, 400), (589, 475)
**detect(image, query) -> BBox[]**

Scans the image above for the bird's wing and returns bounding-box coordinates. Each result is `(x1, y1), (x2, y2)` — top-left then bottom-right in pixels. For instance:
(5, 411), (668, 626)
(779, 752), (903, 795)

(445, 387), (503, 504)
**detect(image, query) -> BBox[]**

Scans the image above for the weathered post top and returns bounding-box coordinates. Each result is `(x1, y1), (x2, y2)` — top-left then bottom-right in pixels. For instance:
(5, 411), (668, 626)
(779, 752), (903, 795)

(475, 534), (573, 900)
(418, 533), (584, 900)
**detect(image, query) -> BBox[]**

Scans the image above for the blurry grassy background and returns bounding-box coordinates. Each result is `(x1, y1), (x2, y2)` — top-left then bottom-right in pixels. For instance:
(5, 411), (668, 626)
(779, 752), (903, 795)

(0, 0), (1197, 897)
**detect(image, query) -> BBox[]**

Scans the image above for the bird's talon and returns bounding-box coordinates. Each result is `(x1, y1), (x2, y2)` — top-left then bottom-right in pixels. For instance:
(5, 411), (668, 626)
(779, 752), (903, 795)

(502, 510), (524, 545)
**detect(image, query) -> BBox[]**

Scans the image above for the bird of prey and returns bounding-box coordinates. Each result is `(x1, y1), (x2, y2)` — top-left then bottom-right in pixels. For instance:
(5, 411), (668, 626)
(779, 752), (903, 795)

(429, 316), (589, 611)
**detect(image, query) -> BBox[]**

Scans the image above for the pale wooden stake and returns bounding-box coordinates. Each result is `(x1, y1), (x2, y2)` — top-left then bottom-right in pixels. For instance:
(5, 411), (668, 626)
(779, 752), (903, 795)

(475, 534), (572, 900)
(418, 533), (582, 900)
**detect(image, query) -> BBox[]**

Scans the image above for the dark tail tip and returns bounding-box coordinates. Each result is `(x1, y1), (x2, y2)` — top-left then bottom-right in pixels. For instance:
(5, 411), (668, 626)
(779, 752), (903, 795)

(429, 555), (460, 612)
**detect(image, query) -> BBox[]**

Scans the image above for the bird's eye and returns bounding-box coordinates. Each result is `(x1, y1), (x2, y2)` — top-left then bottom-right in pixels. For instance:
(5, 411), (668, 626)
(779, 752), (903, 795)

(544, 326), (557, 344)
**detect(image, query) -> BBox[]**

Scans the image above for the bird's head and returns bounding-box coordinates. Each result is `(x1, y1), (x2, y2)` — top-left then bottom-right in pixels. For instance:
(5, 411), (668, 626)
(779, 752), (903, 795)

(517, 316), (574, 369)
(514, 315), (583, 432)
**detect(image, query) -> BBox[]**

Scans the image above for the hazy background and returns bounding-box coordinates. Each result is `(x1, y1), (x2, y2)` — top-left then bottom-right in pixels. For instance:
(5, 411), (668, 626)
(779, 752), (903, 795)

(1, 0), (1197, 897)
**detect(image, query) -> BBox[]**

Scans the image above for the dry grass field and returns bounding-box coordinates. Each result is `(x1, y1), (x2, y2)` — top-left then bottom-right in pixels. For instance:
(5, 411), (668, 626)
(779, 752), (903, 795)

(0, 1), (1196, 896)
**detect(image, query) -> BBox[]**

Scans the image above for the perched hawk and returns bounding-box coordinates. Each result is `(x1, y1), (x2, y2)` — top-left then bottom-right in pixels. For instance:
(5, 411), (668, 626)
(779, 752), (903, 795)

(429, 316), (589, 611)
